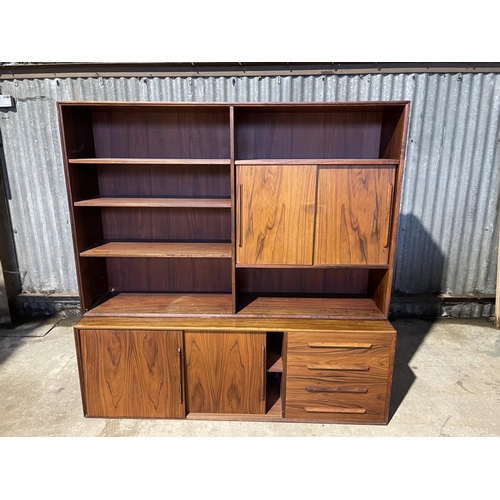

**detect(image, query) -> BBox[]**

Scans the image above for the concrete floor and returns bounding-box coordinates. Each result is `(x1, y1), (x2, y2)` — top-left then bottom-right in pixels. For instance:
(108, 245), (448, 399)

(0, 315), (499, 437)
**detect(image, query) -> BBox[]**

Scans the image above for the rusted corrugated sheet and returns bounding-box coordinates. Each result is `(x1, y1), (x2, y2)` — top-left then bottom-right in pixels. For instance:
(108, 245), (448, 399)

(0, 73), (498, 316)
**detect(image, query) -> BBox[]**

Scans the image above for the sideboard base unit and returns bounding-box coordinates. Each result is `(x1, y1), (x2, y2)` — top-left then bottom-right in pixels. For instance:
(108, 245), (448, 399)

(74, 321), (396, 425)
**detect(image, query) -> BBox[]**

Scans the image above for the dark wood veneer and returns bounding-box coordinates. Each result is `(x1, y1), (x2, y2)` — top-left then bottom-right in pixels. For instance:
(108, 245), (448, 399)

(59, 101), (409, 424)
(91, 108), (230, 159)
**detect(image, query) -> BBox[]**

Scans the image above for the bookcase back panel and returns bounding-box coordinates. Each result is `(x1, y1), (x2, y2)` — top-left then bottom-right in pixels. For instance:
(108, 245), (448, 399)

(74, 207), (104, 250)
(91, 109), (230, 159)
(60, 107), (96, 159)
(235, 111), (383, 159)
(67, 164), (100, 202)
(101, 208), (230, 242)
(237, 268), (369, 295)
(97, 164), (230, 198)
(78, 257), (109, 312)
(106, 257), (232, 293)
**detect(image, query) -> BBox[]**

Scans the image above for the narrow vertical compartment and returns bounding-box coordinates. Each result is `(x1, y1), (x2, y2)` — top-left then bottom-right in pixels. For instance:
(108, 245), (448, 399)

(266, 332), (284, 416)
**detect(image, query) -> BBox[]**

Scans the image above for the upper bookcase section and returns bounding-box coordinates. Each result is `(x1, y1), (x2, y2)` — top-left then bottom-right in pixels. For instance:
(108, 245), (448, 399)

(234, 103), (408, 161)
(58, 101), (408, 162)
(59, 103), (231, 160)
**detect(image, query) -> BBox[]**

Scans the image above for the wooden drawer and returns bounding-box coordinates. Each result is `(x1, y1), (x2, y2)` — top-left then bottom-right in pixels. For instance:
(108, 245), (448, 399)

(286, 331), (394, 379)
(285, 331), (395, 423)
(285, 376), (388, 423)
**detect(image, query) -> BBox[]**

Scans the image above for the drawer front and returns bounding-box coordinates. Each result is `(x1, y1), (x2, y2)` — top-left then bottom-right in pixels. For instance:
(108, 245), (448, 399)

(285, 376), (388, 423)
(285, 331), (395, 423)
(287, 331), (394, 379)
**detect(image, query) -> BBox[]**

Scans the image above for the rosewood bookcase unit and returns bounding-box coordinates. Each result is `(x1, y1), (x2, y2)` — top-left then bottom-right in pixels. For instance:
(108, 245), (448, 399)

(58, 101), (410, 424)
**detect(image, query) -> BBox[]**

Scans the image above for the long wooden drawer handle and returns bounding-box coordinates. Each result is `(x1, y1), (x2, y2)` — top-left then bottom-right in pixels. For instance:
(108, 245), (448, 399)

(306, 364), (370, 371)
(307, 342), (372, 349)
(304, 406), (366, 414)
(305, 386), (368, 394)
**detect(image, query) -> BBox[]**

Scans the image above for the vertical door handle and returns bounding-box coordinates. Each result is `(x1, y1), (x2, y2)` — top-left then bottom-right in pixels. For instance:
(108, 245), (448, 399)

(384, 183), (394, 248)
(261, 344), (266, 402)
(238, 184), (243, 248)
(178, 347), (184, 405)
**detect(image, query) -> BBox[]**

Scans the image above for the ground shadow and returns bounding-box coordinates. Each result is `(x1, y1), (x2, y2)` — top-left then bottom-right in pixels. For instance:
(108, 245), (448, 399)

(0, 313), (80, 367)
(388, 213), (445, 421)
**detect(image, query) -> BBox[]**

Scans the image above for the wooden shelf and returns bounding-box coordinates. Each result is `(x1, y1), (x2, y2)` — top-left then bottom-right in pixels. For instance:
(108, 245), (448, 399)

(86, 293), (233, 317)
(267, 357), (283, 373)
(266, 332), (283, 372)
(80, 242), (232, 258)
(85, 293), (384, 320)
(235, 159), (399, 165)
(74, 197), (231, 208)
(236, 264), (389, 269)
(77, 314), (396, 333)
(69, 158), (231, 165)
(238, 296), (385, 320)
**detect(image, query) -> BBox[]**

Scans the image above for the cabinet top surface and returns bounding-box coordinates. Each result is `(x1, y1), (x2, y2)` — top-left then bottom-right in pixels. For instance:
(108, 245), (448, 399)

(57, 100), (410, 108)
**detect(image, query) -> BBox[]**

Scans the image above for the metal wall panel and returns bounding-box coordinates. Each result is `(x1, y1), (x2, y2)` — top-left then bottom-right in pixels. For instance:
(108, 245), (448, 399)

(0, 73), (498, 308)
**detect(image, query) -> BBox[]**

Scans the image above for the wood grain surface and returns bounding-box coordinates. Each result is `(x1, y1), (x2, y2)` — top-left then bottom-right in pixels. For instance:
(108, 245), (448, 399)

(236, 267), (369, 295)
(285, 377), (387, 422)
(75, 197), (231, 208)
(235, 110), (383, 159)
(75, 315), (396, 334)
(100, 207), (230, 242)
(80, 329), (184, 418)
(237, 165), (316, 265)
(69, 158), (231, 164)
(58, 101), (410, 424)
(80, 242), (231, 258)
(314, 166), (395, 265)
(185, 332), (266, 414)
(106, 258), (232, 293)
(237, 297), (385, 320)
(86, 293), (233, 317)
(285, 330), (394, 423)
(91, 108), (230, 159)
(97, 164), (230, 198)
(235, 159), (399, 165)
(286, 331), (393, 378)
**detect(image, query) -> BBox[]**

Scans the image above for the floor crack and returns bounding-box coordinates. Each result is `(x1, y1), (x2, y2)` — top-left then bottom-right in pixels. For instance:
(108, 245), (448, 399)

(439, 415), (452, 436)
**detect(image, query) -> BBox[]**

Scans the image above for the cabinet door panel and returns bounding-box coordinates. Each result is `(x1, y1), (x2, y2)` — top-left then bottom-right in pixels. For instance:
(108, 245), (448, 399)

(237, 165), (316, 265)
(314, 166), (395, 265)
(185, 332), (266, 414)
(79, 329), (184, 418)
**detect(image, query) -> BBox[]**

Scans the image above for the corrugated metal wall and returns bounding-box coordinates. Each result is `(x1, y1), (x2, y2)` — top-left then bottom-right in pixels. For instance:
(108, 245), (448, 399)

(0, 73), (498, 314)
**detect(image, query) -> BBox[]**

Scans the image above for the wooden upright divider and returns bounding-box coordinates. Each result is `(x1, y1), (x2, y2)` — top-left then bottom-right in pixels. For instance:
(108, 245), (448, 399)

(59, 101), (410, 424)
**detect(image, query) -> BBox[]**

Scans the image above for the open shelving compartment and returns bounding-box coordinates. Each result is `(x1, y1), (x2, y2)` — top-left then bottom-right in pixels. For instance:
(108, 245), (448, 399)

(232, 102), (408, 320)
(265, 331), (285, 416)
(235, 268), (388, 320)
(60, 103), (233, 313)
